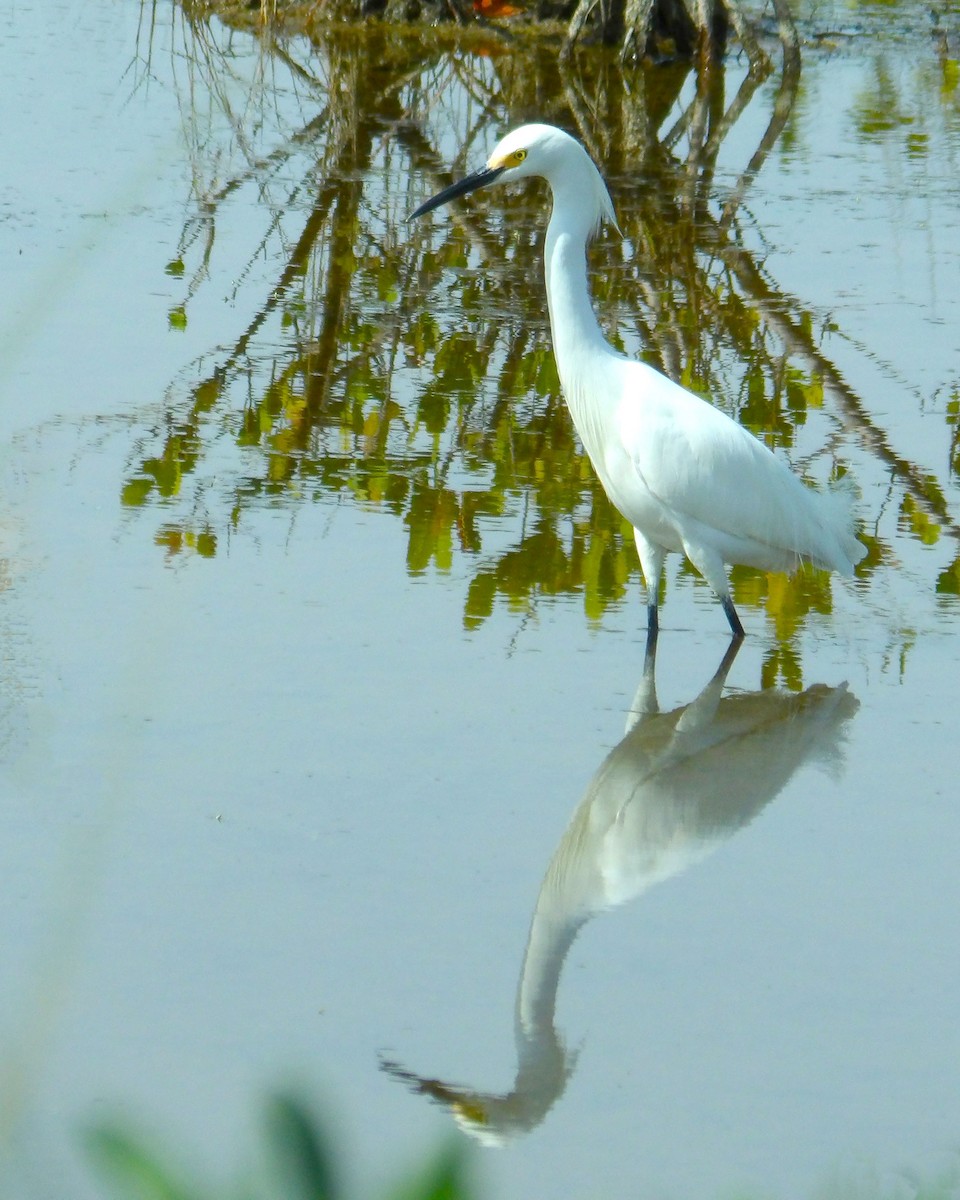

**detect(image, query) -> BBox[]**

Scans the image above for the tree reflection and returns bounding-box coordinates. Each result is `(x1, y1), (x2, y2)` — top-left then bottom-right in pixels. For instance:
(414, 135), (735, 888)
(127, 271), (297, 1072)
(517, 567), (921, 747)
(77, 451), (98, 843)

(123, 9), (958, 654)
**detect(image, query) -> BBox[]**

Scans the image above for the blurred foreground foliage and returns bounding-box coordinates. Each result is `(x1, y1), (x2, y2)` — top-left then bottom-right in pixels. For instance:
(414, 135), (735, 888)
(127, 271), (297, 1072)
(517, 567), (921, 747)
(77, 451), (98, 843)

(82, 1088), (960, 1200)
(86, 1091), (475, 1200)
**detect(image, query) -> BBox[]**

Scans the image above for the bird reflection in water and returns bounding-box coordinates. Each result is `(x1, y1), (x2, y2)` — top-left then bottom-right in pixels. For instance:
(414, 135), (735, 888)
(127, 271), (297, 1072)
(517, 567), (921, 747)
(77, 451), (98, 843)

(381, 640), (859, 1144)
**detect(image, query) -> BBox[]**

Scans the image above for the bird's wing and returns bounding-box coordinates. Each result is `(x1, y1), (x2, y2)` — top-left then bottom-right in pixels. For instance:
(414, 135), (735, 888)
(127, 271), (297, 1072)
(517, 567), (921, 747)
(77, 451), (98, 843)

(609, 362), (818, 557)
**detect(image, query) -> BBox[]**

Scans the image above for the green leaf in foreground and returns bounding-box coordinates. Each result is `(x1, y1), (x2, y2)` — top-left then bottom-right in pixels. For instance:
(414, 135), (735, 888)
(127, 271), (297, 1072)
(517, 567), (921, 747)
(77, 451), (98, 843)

(263, 1091), (338, 1200)
(83, 1125), (200, 1200)
(386, 1139), (475, 1200)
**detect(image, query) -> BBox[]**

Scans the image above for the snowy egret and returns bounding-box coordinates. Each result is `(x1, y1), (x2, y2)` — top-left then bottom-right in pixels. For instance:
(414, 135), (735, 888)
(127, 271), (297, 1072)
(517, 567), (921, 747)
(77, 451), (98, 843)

(410, 124), (867, 639)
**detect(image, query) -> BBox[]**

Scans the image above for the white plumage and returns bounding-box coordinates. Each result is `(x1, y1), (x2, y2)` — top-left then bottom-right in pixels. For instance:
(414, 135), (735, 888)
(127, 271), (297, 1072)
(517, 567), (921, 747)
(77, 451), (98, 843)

(411, 123), (866, 638)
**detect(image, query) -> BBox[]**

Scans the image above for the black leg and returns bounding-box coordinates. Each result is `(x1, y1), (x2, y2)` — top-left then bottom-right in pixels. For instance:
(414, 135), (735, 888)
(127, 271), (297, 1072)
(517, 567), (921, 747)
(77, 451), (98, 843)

(646, 600), (659, 638)
(721, 595), (746, 640)
(644, 618), (659, 667)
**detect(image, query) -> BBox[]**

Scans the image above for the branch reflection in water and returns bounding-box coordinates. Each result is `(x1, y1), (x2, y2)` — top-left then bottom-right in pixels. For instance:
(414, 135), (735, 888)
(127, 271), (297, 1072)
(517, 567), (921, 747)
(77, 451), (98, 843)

(381, 641), (858, 1144)
(126, 17), (934, 646)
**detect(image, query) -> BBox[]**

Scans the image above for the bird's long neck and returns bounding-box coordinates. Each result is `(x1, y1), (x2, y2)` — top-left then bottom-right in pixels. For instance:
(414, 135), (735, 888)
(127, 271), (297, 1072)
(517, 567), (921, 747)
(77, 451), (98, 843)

(543, 201), (613, 460)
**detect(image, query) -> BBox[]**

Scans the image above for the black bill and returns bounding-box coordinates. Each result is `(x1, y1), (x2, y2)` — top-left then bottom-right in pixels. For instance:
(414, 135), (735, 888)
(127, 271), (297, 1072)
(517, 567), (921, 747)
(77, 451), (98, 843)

(408, 164), (505, 220)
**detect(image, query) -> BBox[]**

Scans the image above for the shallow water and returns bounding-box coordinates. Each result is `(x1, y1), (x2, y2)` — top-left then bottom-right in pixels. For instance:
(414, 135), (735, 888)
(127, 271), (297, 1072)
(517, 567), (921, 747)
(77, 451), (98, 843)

(2, 2), (960, 1197)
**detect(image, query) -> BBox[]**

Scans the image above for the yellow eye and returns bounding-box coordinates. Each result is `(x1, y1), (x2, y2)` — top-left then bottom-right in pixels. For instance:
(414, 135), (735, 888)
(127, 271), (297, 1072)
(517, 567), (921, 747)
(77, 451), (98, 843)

(513, 148), (527, 163)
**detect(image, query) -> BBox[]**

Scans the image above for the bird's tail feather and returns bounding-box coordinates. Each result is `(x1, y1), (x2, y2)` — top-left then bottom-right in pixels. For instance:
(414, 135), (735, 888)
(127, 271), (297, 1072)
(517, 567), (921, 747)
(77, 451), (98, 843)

(819, 474), (867, 573)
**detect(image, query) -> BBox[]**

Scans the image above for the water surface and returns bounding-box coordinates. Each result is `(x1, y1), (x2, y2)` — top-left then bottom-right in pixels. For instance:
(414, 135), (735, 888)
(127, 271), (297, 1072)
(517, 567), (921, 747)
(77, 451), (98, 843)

(1, 3), (960, 1197)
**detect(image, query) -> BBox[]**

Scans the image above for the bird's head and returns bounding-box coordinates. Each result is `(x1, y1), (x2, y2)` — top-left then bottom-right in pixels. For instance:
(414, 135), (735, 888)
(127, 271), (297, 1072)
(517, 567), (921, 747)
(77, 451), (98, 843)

(409, 123), (618, 236)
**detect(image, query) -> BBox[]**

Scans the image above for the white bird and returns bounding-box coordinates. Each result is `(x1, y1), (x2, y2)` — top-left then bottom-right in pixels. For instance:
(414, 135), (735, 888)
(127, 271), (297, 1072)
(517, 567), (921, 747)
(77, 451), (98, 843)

(411, 123), (867, 639)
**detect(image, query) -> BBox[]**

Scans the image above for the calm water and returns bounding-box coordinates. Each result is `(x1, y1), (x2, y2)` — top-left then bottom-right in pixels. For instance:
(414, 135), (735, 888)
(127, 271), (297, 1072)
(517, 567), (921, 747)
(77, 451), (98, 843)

(2, 2), (960, 1197)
